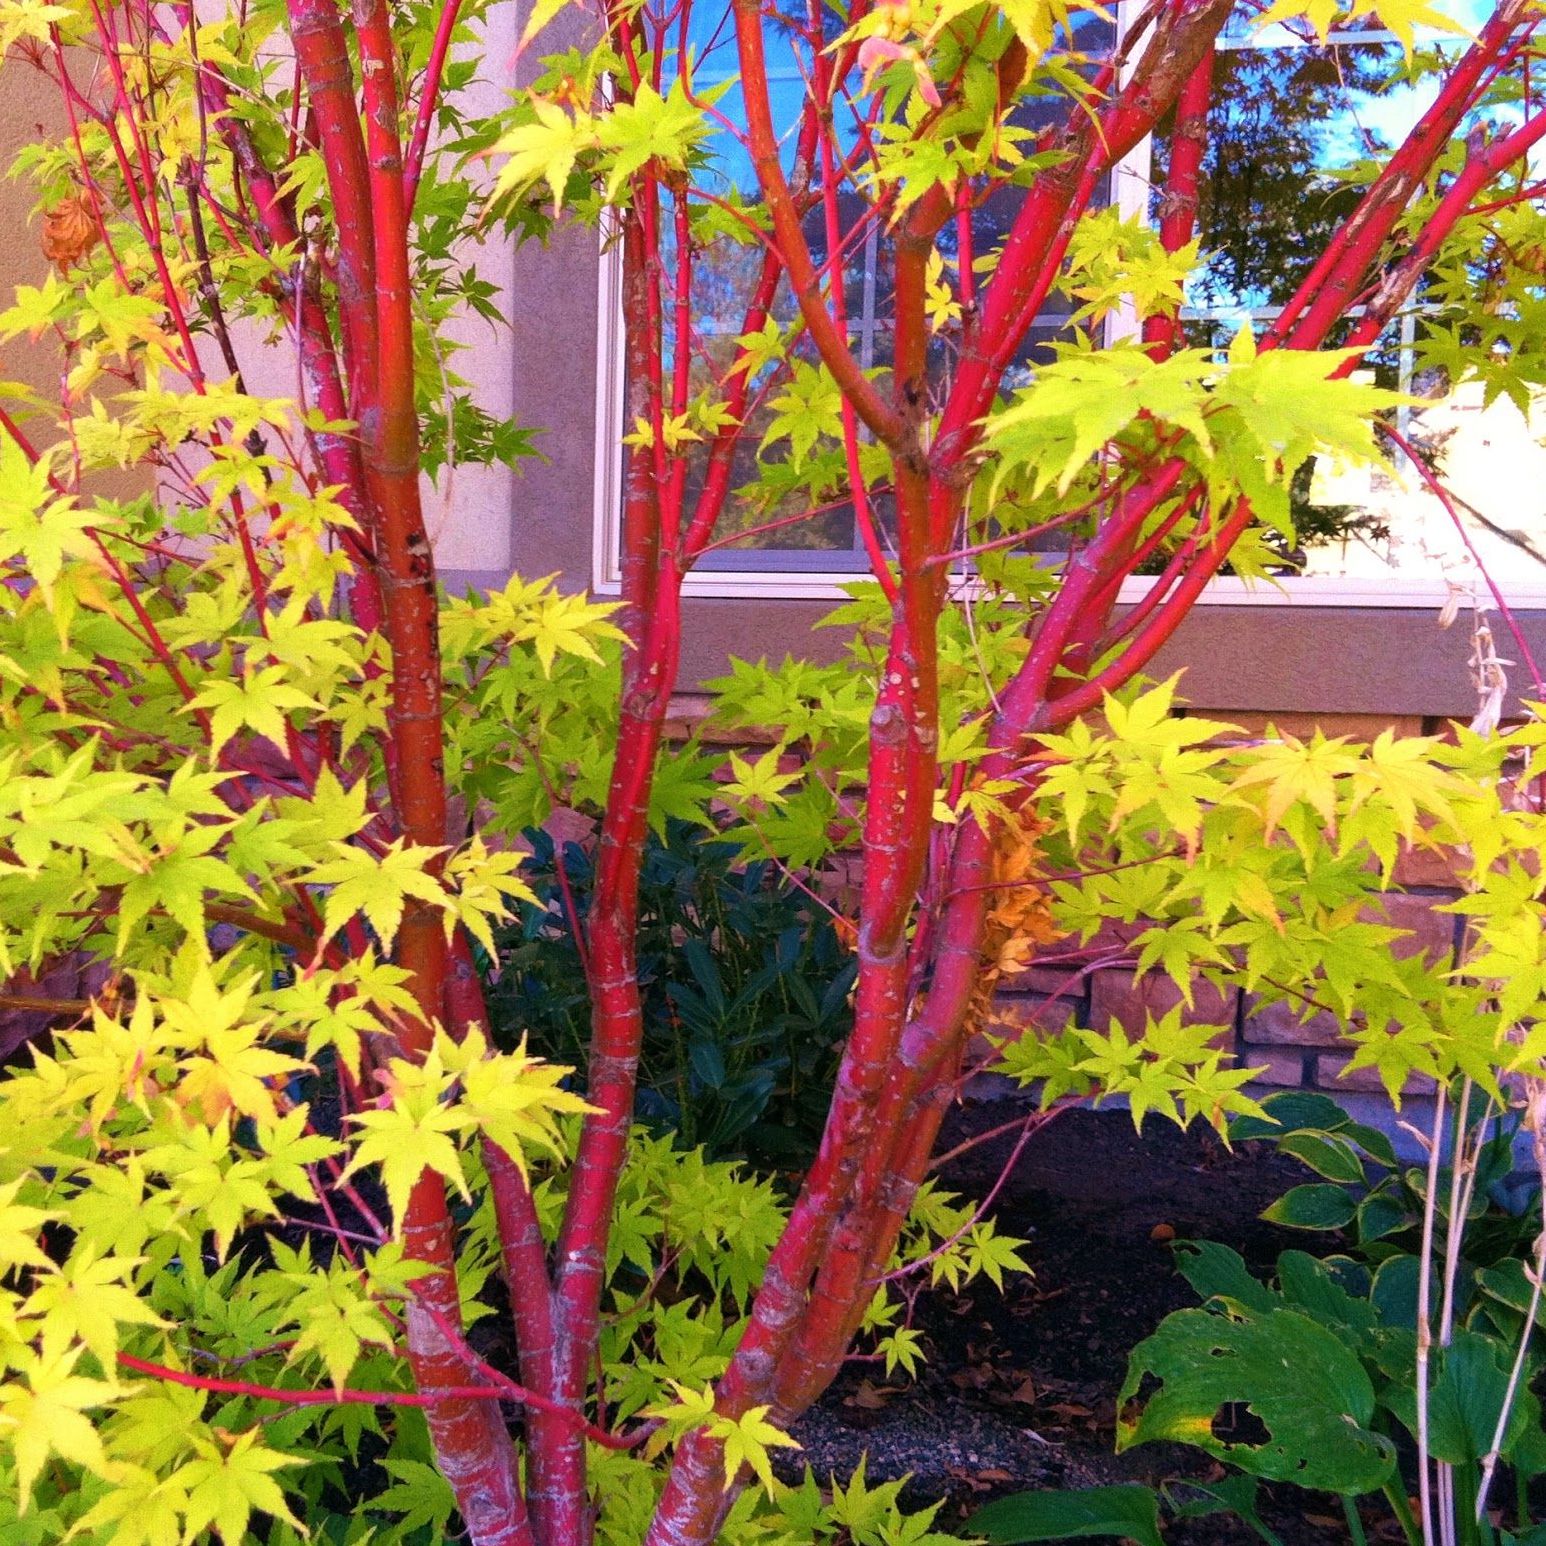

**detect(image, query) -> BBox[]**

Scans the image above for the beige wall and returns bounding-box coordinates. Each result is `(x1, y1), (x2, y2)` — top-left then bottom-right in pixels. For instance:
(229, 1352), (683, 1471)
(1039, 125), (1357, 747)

(0, 72), (65, 406)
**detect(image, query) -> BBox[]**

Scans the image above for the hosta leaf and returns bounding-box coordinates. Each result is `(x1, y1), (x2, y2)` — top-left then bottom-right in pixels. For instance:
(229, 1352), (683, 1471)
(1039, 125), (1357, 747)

(970, 1484), (1165, 1546)
(1117, 1306), (1396, 1494)
(1276, 1131), (1366, 1185)
(1384, 1330), (1536, 1465)
(1261, 1182), (1357, 1231)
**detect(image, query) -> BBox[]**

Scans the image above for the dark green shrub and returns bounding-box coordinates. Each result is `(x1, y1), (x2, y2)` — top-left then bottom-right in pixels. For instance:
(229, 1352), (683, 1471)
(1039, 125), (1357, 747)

(485, 820), (855, 1165)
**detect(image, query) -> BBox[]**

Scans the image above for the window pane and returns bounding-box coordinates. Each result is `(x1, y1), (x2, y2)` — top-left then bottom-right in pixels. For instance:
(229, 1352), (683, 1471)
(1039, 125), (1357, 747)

(1158, 41), (1404, 310)
(1300, 384), (1546, 590)
(653, 5), (1113, 566)
(1149, 27), (1546, 597)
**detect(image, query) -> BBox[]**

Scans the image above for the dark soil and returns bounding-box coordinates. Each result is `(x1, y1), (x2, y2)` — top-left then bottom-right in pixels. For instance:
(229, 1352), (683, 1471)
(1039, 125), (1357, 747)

(786, 1100), (1380, 1543)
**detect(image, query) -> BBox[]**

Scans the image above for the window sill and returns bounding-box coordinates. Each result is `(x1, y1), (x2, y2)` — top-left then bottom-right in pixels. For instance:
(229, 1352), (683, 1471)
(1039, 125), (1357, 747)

(591, 570), (1546, 609)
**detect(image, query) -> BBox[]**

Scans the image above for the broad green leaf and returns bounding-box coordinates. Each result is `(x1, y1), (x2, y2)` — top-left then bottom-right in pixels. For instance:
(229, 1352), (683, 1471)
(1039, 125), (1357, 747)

(1117, 1307), (1396, 1494)
(1166, 1475), (1283, 1545)
(1276, 1131), (1366, 1185)
(970, 1484), (1165, 1546)
(1384, 1331), (1536, 1465)
(1172, 1241), (1278, 1314)
(1261, 1182), (1357, 1231)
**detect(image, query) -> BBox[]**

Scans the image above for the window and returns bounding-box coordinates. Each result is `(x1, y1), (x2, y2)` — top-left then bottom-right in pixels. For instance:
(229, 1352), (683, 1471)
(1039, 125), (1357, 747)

(591, 1), (1546, 607)
(1143, 1), (1546, 607)
(593, 0), (1119, 597)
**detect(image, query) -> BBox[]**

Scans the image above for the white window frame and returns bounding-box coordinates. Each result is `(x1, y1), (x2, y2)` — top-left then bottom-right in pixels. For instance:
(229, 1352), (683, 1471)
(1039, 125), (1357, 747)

(590, 5), (1546, 608)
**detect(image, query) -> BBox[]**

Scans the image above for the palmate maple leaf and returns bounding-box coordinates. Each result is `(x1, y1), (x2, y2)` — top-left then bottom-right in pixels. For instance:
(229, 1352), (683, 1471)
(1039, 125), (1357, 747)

(1226, 733), (1367, 838)
(27, 1247), (165, 1368)
(185, 663), (321, 759)
(340, 1028), (591, 1226)
(178, 1429), (305, 1545)
(341, 1042), (470, 1225)
(70, 1463), (187, 1546)
(0, 1346), (114, 1511)
(718, 1404), (801, 1494)
(451, 1028), (594, 1178)
(0, 1177), (55, 1271)
(303, 838), (450, 949)
(981, 809), (1063, 979)
(159, 970), (305, 1125)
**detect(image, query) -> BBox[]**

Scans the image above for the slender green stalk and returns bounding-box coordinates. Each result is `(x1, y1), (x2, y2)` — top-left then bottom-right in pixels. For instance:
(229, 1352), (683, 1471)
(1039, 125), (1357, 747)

(1453, 1462), (1483, 1546)
(1344, 1493), (1370, 1546)
(1386, 1480), (1424, 1546)
(1418, 1082), (1449, 1545)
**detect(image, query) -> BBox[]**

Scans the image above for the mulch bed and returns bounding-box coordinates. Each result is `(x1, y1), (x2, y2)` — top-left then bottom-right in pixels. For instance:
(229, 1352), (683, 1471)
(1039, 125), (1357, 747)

(787, 1099), (1376, 1543)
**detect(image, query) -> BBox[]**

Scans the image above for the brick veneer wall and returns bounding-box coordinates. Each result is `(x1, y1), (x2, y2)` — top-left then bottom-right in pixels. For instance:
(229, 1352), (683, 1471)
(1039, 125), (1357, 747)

(665, 694), (1480, 1101)
(985, 855), (1460, 1100)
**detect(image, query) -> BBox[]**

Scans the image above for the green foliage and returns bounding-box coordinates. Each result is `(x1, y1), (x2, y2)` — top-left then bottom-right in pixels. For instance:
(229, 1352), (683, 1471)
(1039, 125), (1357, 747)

(0, 0), (1544, 1537)
(975, 1083), (1546, 1546)
(1120, 1224), (1546, 1520)
(971, 1477), (1294, 1545)
(1119, 1299), (1397, 1493)
(485, 821), (855, 1164)
(971, 1483), (1166, 1546)
(1231, 1091), (1537, 1270)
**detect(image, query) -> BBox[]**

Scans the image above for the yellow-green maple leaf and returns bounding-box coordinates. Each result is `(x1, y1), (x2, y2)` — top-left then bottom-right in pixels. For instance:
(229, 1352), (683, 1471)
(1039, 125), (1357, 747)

(341, 1042), (468, 1225)
(715, 1404), (800, 1495)
(445, 1027), (592, 1175)
(303, 839), (449, 950)
(28, 1248), (164, 1367)
(0, 1347), (115, 1510)
(186, 664), (321, 759)
(161, 970), (305, 1125)
(71, 1464), (187, 1546)
(178, 1429), (305, 1545)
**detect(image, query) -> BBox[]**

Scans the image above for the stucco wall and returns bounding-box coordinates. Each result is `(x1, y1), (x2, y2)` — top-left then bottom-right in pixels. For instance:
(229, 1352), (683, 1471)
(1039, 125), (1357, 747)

(0, 80), (66, 403)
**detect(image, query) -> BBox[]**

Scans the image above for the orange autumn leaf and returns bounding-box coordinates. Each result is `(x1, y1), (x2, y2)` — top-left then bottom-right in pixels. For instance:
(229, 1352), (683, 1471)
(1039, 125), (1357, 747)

(41, 193), (101, 272)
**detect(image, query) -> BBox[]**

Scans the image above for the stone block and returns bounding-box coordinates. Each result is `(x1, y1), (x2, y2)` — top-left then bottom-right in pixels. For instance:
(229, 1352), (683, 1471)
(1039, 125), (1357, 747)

(1321, 712), (1426, 743)
(1392, 841), (1465, 891)
(543, 804), (596, 852)
(0, 950), (113, 1065)
(967, 995), (1075, 1071)
(1245, 1050), (1311, 1088)
(981, 993), (1076, 1043)
(1088, 969), (1237, 1049)
(1375, 890), (1458, 965)
(1241, 996), (1344, 1049)
(997, 961), (1089, 1004)
(1313, 1053), (1437, 1097)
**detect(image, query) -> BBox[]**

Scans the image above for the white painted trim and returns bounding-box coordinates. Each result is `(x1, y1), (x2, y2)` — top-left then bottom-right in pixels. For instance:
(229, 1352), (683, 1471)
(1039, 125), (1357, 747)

(591, 212), (627, 594)
(592, 567), (1546, 608)
(1105, 1), (1152, 348)
(1118, 575), (1546, 609)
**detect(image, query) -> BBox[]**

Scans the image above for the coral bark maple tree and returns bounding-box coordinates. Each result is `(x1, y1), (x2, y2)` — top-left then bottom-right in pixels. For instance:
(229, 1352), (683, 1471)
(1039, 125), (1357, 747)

(0, 0), (1544, 1542)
